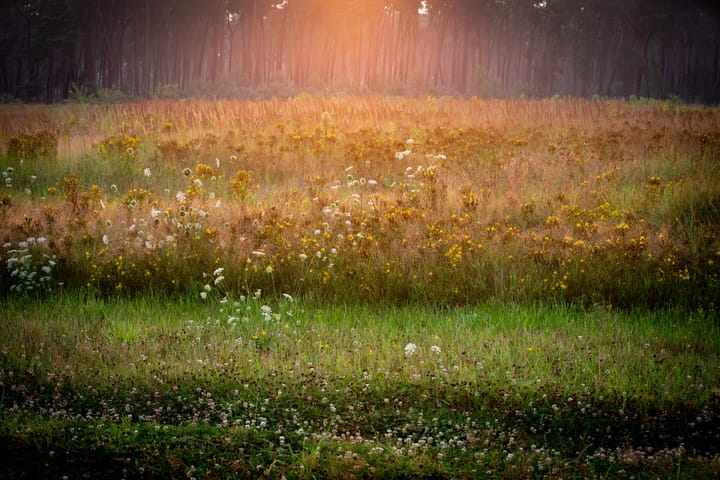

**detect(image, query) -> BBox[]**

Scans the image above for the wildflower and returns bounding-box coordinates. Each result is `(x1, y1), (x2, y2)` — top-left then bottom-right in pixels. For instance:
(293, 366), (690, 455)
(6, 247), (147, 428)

(213, 267), (224, 276)
(430, 345), (441, 355)
(143, 167), (151, 177)
(265, 265), (274, 274)
(102, 234), (110, 245)
(176, 191), (186, 202)
(406, 138), (414, 145)
(200, 291), (208, 299)
(404, 343), (417, 355)
(126, 147), (134, 155)
(395, 150), (411, 161)
(214, 275), (224, 285)
(282, 293), (294, 302)
(204, 284), (212, 292)
(193, 178), (203, 188)
(252, 251), (266, 257)
(110, 184), (118, 193)
(183, 168), (191, 176)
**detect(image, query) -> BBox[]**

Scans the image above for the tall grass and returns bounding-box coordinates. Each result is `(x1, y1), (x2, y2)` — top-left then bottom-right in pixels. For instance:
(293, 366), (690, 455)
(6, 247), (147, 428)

(1, 97), (719, 307)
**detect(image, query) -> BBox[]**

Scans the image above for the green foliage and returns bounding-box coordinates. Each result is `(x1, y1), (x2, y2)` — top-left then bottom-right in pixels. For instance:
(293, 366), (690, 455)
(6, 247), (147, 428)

(0, 296), (719, 478)
(152, 83), (182, 100)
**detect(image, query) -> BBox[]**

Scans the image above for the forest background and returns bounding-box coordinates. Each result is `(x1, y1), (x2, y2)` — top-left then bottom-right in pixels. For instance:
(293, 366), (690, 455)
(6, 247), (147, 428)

(2, 0), (720, 103)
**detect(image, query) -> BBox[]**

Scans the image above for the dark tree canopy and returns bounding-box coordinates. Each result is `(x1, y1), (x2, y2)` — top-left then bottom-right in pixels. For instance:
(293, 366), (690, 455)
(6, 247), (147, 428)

(1, 0), (719, 102)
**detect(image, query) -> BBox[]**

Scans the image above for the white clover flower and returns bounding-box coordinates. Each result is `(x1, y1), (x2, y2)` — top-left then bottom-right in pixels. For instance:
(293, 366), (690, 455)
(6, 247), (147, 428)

(395, 150), (411, 161)
(404, 343), (417, 355)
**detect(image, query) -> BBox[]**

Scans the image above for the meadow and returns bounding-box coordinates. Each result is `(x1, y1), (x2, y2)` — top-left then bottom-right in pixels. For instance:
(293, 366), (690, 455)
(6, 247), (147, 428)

(1, 96), (719, 478)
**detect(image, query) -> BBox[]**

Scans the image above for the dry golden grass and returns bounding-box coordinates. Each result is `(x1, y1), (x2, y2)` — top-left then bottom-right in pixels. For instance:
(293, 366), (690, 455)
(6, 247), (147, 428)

(1, 97), (718, 306)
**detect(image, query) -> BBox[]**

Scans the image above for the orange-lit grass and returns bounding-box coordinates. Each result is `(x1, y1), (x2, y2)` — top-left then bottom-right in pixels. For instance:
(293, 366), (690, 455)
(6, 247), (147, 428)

(0, 97), (718, 306)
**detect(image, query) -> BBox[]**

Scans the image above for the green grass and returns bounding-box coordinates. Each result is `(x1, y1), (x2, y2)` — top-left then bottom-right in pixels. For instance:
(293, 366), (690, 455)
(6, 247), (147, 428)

(2, 293), (719, 478)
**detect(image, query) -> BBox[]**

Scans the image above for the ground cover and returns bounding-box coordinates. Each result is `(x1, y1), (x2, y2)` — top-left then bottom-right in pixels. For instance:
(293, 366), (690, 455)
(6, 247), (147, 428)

(1, 294), (719, 478)
(1, 96), (719, 477)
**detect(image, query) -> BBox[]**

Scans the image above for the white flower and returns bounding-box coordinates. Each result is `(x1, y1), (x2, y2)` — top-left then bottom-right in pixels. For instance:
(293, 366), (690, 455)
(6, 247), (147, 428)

(193, 178), (203, 188)
(430, 345), (441, 355)
(265, 265), (274, 274)
(143, 167), (151, 177)
(404, 343), (417, 355)
(406, 138), (414, 145)
(282, 293), (294, 302)
(200, 291), (208, 299)
(213, 267), (224, 276)
(261, 305), (272, 314)
(176, 191), (186, 202)
(102, 234), (110, 245)
(395, 150), (411, 161)
(214, 275), (224, 285)
(204, 284), (212, 292)
(298, 253), (308, 261)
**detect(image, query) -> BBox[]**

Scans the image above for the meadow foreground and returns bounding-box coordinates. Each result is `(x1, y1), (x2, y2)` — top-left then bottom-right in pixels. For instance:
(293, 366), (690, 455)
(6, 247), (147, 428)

(1, 97), (719, 477)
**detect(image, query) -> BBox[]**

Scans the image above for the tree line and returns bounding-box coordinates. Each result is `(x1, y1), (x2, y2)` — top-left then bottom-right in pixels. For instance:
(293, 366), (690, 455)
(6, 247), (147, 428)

(1, 0), (719, 103)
